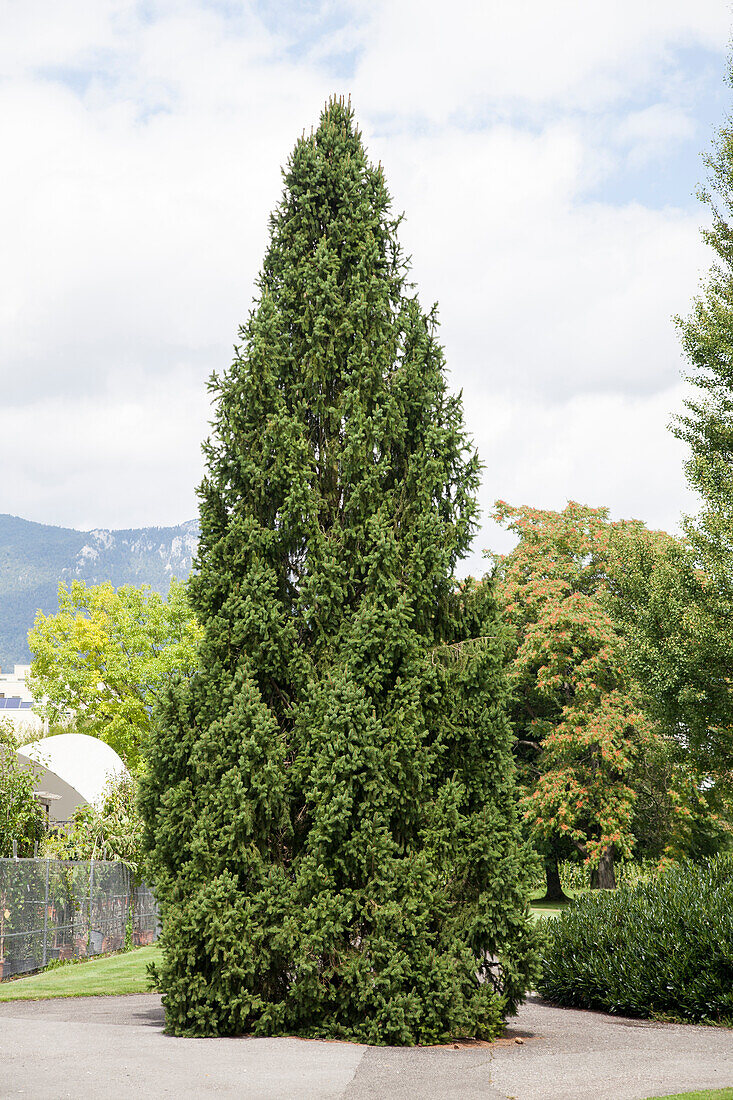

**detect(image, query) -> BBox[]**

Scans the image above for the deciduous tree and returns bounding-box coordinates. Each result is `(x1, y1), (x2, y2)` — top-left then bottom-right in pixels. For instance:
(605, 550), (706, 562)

(610, 527), (732, 852)
(671, 88), (733, 782)
(44, 772), (144, 872)
(29, 580), (200, 769)
(491, 502), (695, 891)
(0, 721), (44, 858)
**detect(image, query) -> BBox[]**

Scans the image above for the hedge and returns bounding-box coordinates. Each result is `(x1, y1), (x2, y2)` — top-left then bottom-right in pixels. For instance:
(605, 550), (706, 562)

(537, 856), (733, 1023)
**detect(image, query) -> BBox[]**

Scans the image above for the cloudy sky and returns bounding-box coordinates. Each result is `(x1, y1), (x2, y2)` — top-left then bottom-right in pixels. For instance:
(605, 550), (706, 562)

(2, 1), (732, 572)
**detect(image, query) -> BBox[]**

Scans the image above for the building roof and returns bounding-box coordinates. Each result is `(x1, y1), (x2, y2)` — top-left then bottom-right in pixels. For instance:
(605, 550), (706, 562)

(17, 733), (127, 822)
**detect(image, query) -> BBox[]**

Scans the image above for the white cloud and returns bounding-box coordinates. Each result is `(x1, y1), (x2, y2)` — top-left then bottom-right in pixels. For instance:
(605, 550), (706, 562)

(0, 0), (728, 548)
(0, 374), (208, 530)
(377, 125), (707, 399)
(616, 103), (698, 169)
(0, 8), (336, 405)
(0, 1), (123, 76)
(353, 0), (730, 120)
(461, 383), (699, 575)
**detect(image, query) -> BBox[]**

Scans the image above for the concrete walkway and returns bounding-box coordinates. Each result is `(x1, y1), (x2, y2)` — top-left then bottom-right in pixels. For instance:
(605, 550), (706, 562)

(1, 993), (732, 1099)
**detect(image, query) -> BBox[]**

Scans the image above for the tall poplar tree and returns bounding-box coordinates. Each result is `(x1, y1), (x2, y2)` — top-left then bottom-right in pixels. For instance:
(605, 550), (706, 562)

(141, 99), (537, 1043)
(673, 86), (733, 778)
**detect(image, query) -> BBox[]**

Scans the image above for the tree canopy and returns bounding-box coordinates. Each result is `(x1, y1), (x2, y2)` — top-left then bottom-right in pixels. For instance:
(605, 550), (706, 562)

(28, 579), (201, 769)
(671, 94), (733, 783)
(610, 528), (732, 857)
(0, 721), (44, 858)
(490, 501), (702, 888)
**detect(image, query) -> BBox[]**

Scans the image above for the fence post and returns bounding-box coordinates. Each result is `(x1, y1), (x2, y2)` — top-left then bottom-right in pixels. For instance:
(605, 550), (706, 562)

(127, 866), (134, 950)
(42, 859), (50, 968)
(88, 859), (94, 954)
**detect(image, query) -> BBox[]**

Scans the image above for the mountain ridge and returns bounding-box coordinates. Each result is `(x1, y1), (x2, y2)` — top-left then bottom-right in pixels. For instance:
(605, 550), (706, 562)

(0, 513), (199, 669)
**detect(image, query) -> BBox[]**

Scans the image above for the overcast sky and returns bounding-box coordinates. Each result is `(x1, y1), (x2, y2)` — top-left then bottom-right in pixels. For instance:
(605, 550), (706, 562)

(2, 1), (732, 573)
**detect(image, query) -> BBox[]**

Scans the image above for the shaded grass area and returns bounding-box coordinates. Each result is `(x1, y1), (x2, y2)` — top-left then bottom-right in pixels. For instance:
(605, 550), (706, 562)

(644, 1091), (733, 1099)
(0, 945), (162, 1001)
(529, 888), (583, 920)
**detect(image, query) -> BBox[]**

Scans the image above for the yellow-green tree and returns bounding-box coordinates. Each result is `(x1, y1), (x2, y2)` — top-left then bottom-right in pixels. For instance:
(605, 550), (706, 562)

(28, 580), (201, 769)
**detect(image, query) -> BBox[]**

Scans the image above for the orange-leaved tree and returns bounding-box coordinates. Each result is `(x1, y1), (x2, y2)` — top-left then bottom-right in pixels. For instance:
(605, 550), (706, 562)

(490, 501), (674, 892)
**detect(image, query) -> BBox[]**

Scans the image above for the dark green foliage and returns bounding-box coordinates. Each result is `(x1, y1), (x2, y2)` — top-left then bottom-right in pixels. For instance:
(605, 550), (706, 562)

(538, 857), (733, 1023)
(606, 529), (732, 856)
(141, 99), (537, 1043)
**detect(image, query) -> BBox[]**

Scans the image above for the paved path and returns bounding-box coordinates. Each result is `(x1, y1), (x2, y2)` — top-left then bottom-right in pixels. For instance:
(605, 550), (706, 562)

(1, 993), (731, 1099)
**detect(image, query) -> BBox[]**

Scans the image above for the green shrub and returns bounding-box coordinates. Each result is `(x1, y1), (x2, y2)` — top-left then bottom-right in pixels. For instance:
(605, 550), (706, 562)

(0, 720), (45, 857)
(538, 856), (733, 1023)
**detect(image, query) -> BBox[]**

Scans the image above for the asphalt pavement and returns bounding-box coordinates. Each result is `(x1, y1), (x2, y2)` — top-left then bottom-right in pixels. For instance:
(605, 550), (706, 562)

(1, 993), (732, 1099)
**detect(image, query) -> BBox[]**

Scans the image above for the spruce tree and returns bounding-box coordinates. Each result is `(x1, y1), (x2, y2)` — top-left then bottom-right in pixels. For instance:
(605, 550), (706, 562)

(140, 98), (537, 1043)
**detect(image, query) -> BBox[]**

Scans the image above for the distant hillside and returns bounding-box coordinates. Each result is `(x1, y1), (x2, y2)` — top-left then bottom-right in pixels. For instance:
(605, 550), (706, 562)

(0, 514), (199, 668)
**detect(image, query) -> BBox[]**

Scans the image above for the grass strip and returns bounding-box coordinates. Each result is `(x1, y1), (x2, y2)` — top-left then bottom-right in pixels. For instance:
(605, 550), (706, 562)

(644, 1090), (733, 1099)
(0, 945), (161, 1001)
(529, 888), (582, 920)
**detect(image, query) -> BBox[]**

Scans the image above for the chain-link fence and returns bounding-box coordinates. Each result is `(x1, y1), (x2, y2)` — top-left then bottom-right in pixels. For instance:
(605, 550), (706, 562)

(0, 858), (159, 980)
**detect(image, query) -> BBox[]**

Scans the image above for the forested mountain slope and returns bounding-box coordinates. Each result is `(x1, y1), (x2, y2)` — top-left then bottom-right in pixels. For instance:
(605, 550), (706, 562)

(0, 514), (198, 668)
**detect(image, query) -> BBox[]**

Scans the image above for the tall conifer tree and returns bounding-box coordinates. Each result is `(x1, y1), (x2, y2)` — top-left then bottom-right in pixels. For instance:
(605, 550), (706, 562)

(141, 98), (537, 1043)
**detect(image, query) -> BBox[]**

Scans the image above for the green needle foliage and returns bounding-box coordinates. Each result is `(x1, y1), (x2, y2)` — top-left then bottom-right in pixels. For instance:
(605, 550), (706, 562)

(141, 98), (537, 1043)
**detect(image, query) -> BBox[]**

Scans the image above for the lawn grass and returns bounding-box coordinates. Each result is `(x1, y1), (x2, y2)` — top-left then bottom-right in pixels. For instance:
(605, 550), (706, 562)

(0, 945), (162, 1001)
(644, 1091), (733, 1099)
(529, 888), (583, 920)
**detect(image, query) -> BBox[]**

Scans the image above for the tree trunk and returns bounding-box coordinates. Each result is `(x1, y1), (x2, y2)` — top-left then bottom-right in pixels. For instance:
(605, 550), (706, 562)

(590, 847), (616, 889)
(541, 851), (570, 903)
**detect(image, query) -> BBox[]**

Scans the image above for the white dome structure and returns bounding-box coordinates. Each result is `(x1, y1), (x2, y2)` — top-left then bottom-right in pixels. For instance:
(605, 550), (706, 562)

(17, 733), (128, 824)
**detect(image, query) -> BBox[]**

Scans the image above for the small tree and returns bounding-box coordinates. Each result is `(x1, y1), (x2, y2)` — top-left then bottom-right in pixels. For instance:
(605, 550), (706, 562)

(29, 579), (201, 769)
(44, 772), (144, 872)
(141, 99), (537, 1042)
